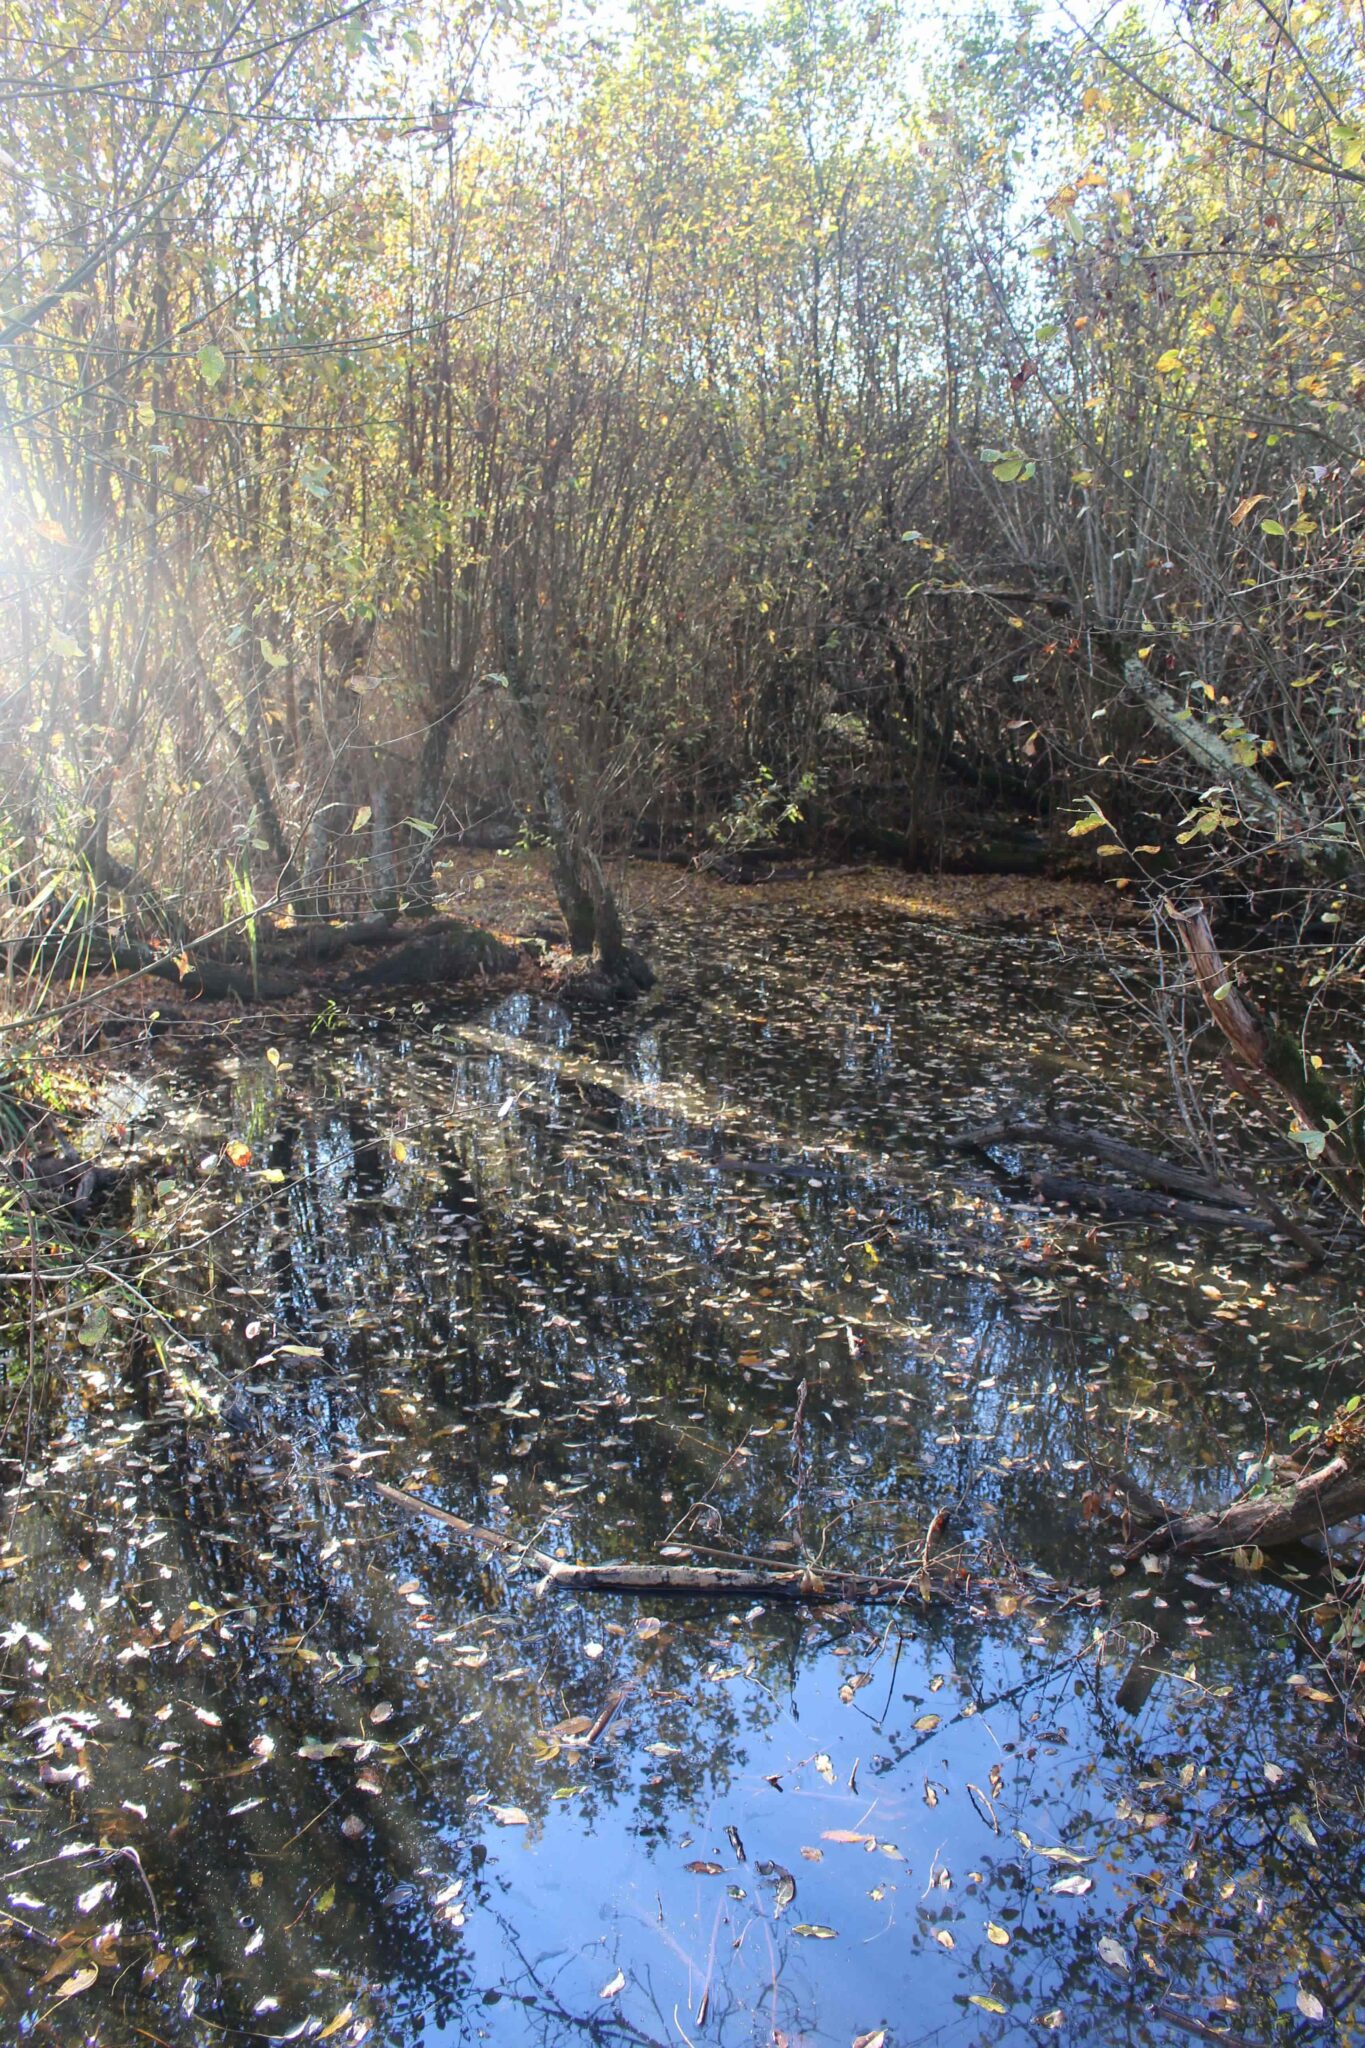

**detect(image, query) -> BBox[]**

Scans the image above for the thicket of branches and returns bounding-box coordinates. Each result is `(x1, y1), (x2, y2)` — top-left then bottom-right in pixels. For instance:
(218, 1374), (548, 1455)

(1, 0), (1363, 952)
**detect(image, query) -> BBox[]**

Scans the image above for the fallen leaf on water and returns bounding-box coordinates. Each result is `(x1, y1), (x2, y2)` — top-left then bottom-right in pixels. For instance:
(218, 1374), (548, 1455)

(685, 1860), (725, 1875)
(933, 1929), (954, 1950)
(225, 1140), (252, 1169)
(986, 1922), (1010, 1946)
(54, 1967), (98, 2000)
(969, 1994), (1007, 2014)
(913, 1713), (940, 1731)
(600, 1969), (625, 1999)
(822, 1829), (875, 1845)
(1050, 1874), (1093, 1896)
(852, 2032), (886, 2048)
(792, 1923), (838, 1939)
(1098, 1935), (1129, 1974)
(1297, 1988), (1325, 2022)
(491, 1805), (530, 1827)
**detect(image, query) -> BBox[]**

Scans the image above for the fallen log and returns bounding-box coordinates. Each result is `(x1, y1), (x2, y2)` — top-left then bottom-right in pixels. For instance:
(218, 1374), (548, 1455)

(958, 1117), (1321, 1253)
(1170, 901), (1364, 1222)
(368, 1480), (923, 1602)
(961, 1118), (1254, 1209)
(1111, 1455), (1365, 1559)
(1028, 1171), (1284, 1236)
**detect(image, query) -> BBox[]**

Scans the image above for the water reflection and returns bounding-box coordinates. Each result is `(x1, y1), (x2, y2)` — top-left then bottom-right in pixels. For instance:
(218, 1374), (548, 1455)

(1, 890), (1361, 2044)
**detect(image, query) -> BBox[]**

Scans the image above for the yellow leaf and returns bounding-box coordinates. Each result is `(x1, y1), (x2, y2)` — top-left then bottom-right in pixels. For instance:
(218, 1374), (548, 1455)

(987, 1921), (1011, 1945)
(1155, 349), (1183, 374)
(55, 1966), (98, 1999)
(225, 1139), (252, 1169)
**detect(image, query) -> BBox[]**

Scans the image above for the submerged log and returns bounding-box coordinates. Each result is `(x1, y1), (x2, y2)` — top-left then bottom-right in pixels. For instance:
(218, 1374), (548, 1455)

(1028, 1171), (1284, 1237)
(962, 1119), (1255, 1209)
(369, 1480), (923, 1602)
(957, 1117), (1317, 1248)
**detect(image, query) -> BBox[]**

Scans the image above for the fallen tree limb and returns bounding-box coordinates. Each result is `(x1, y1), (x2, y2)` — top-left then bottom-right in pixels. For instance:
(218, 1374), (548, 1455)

(1170, 901), (1364, 1222)
(958, 1115), (1323, 1253)
(1029, 1171), (1284, 1236)
(368, 1480), (924, 1602)
(961, 1118), (1254, 1209)
(1113, 1456), (1365, 1559)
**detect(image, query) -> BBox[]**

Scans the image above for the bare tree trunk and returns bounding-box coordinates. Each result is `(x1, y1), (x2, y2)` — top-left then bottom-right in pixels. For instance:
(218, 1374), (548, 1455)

(497, 582), (627, 966)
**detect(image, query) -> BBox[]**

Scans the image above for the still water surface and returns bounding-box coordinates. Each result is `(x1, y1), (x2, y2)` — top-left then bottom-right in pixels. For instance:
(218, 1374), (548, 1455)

(3, 878), (1362, 2045)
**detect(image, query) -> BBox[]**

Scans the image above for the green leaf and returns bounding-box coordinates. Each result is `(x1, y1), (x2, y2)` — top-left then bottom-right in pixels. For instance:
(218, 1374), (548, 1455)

(1261, 519), (1286, 537)
(197, 343), (227, 388)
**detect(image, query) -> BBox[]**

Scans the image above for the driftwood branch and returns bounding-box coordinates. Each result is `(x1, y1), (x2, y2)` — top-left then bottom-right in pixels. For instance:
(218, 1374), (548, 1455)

(369, 1481), (924, 1603)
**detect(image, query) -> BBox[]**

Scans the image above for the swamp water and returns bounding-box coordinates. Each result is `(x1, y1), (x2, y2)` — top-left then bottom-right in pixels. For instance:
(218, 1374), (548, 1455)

(3, 874), (1364, 2046)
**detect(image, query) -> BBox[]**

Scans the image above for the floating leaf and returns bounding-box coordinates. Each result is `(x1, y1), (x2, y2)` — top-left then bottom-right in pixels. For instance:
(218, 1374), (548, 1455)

(491, 1805), (530, 1827)
(599, 1969), (625, 1999)
(54, 1966), (98, 2000)
(792, 1923), (838, 1939)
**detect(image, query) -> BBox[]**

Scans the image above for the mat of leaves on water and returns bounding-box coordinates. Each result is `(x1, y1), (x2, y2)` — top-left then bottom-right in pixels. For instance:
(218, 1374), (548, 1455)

(3, 870), (1362, 2046)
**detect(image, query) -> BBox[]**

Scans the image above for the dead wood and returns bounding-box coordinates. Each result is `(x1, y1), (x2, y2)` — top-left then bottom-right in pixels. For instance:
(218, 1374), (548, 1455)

(368, 1480), (924, 1602)
(962, 1119), (1253, 1208)
(1170, 901), (1364, 1220)
(1029, 1171), (1283, 1235)
(1110, 1456), (1365, 1559)
(960, 1115), (1322, 1253)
